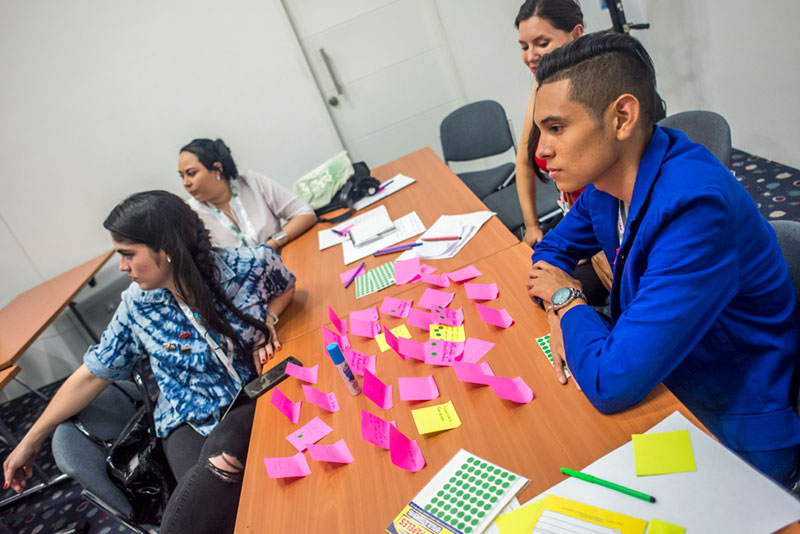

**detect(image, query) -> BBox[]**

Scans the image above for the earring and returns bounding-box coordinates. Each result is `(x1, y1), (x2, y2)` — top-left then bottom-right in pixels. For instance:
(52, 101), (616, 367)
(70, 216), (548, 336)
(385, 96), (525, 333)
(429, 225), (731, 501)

(167, 256), (172, 263)
(217, 172), (222, 181)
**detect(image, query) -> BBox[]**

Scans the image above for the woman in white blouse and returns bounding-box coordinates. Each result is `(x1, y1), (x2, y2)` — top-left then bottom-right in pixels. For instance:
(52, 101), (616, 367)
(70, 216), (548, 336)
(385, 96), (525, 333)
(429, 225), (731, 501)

(179, 138), (317, 250)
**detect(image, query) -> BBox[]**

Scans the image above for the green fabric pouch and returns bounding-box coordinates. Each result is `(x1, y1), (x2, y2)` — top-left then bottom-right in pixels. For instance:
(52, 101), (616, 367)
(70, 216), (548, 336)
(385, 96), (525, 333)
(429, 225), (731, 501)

(292, 151), (354, 209)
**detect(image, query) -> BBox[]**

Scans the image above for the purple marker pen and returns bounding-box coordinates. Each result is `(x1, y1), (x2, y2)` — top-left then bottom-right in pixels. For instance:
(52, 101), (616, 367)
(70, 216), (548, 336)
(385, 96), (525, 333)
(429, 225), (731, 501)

(326, 343), (362, 396)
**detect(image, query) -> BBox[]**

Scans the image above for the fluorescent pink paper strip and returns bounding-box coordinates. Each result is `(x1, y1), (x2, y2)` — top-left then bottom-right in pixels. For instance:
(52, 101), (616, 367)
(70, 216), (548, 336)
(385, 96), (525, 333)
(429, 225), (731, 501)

(302, 384), (340, 412)
(380, 296), (413, 318)
(328, 306), (348, 336)
(383, 325), (400, 353)
(446, 265), (482, 283)
(339, 265), (366, 285)
(322, 325), (351, 349)
(417, 288), (456, 310)
(264, 452), (311, 478)
(398, 337), (425, 361)
(430, 307), (464, 327)
(453, 361), (496, 385)
(270, 388), (301, 423)
(285, 362), (319, 384)
(424, 340), (464, 366)
(474, 303), (514, 328)
(350, 317), (381, 338)
(389, 425), (425, 472)
(407, 308), (432, 331)
(363, 369), (393, 410)
(464, 282), (499, 301)
(306, 438), (354, 464)
(488, 375), (535, 403)
(460, 338), (495, 363)
(394, 257), (422, 285)
(285, 417), (334, 452)
(361, 410), (395, 449)
(350, 306), (379, 323)
(344, 348), (377, 376)
(398, 375), (439, 401)
(420, 272), (451, 288)
(420, 264), (437, 275)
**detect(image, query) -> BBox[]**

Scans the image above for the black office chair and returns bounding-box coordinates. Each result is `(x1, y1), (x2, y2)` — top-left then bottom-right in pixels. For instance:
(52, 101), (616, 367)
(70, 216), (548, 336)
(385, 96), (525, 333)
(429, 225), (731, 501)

(658, 110), (732, 167)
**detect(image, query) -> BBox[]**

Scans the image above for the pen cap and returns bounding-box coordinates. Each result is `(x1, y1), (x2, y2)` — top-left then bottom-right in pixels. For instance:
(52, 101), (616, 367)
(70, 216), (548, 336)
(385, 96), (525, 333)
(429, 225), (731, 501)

(326, 342), (345, 364)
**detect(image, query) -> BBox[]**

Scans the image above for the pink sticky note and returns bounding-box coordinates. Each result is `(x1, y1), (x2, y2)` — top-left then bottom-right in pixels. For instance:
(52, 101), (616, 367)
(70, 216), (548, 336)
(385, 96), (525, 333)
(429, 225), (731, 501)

(488, 375), (535, 403)
(420, 272), (451, 288)
(363, 369), (393, 410)
(340, 265), (366, 285)
(350, 317), (382, 338)
(264, 452), (311, 478)
(464, 282), (499, 301)
(285, 362), (319, 384)
(430, 307), (464, 327)
(344, 348), (377, 376)
(398, 375), (440, 401)
(361, 410), (395, 449)
(461, 338), (495, 363)
(446, 265), (482, 283)
(389, 425), (425, 472)
(350, 306), (379, 323)
(302, 384), (340, 413)
(407, 308), (432, 331)
(383, 325), (400, 353)
(420, 264), (437, 275)
(285, 417), (334, 452)
(474, 303), (514, 328)
(424, 340), (464, 366)
(394, 257), (422, 285)
(398, 337), (425, 361)
(307, 439), (354, 464)
(328, 306), (348, 336)
(417, 288), (456, 310)
(453, 361), (496, 385)
(380, 296), (413, 318)
(270, 388), (301, 424)
(322, 325), (351, 349)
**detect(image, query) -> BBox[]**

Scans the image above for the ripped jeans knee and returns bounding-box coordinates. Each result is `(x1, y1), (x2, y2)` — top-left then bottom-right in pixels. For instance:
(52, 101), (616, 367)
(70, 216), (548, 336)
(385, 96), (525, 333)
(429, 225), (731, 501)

(206, 451), (244, 484)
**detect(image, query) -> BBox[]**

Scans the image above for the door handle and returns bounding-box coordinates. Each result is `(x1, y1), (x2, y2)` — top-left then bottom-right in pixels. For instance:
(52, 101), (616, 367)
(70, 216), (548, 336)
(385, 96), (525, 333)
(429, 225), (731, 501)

(320, 48), (344, 96)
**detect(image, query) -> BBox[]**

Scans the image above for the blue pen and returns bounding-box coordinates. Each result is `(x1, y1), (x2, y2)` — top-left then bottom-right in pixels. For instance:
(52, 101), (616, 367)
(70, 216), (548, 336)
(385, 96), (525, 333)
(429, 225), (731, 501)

(377, 179), (394, 192)
(374, 242), (422, 256)
(344, 261), (365, 289)
(332, 229), (346, 237)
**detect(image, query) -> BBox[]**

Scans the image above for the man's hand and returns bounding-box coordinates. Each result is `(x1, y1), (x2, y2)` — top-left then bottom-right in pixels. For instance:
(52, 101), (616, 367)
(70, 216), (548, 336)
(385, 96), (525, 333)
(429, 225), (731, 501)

(545, 308), (581, 390)
(527, 261), (582, 303)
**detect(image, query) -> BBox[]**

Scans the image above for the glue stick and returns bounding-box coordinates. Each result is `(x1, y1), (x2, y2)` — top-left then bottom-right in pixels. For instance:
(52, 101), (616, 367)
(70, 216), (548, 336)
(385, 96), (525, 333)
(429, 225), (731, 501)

(326, 343), (362, 396)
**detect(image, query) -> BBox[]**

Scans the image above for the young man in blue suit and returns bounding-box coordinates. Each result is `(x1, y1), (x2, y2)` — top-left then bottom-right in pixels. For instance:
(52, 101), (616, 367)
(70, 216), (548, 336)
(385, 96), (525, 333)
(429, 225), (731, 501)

(526, 32), (800, 487)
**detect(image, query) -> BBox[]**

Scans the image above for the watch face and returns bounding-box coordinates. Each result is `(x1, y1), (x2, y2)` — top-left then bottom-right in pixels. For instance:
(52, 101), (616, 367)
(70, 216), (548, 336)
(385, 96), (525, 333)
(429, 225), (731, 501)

(552, 287), (571, 306)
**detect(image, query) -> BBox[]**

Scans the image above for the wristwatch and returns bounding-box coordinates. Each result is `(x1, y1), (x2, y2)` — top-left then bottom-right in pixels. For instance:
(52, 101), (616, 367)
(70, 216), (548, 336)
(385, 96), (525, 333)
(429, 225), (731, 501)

(267, 311), (280, 325)
(551, 287), (587, 316)
(271, 230), (289, 247)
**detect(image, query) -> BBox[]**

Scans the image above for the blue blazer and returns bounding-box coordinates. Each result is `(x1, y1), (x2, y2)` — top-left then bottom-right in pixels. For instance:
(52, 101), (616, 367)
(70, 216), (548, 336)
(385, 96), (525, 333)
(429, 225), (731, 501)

(532, 126), (800, 478)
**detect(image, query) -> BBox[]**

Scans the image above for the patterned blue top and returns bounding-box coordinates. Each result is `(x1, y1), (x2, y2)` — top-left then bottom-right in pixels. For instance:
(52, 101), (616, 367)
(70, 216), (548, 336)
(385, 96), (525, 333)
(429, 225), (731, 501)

(84, 245), (295, 438)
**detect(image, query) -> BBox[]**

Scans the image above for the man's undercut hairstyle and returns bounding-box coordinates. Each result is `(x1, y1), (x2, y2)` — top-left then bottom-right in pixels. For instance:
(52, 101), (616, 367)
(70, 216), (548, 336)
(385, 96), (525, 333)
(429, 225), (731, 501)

(535, 32), (657, 127)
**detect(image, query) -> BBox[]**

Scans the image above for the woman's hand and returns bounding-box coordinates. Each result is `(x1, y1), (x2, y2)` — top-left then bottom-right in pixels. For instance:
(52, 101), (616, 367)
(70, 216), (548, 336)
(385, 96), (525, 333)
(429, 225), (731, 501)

(253, 315), (282, 373)
(3, 439), (41, 493)
(527, 261), (582, 303)
(522, 226), (544, 248)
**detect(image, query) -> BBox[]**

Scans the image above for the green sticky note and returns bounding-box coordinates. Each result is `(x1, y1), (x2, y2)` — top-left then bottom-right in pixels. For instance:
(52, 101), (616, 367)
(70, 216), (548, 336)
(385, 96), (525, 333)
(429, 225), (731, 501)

(632, 429), (696, 476)
(646, 518), (685, 534)
(494, 499), (543, 533)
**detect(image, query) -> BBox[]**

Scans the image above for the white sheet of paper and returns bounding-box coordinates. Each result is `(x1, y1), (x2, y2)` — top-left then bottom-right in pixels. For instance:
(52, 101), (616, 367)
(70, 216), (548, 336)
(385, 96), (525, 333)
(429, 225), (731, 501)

(317, 205), (391, 250)
(396, 211), (495, 261)
(527, 411), (800, 534)
(353, 173), (416, 211)
(341, 211), (426, 264)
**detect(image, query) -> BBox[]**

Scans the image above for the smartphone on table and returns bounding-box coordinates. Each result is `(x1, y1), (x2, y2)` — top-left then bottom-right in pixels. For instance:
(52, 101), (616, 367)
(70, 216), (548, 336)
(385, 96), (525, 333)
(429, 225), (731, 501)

(243, 355), (302, 399)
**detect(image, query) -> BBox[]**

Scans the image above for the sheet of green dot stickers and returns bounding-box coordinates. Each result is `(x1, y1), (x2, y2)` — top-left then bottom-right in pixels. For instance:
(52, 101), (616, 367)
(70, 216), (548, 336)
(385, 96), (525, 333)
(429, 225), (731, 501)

(535, 334), (571, 378)
(356, 260), (397, 298)
(386, 449), (529, 534)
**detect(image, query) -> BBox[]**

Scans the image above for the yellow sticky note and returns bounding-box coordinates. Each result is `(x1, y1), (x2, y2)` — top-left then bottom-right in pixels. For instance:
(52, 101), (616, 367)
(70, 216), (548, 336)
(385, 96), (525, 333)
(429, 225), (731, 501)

(391, 324), (412, 339)
(411, 400), (461, 434)
(375, 333), (390, 352)
(494, 499), (543, 534)
(632, 430), (696, 476)
(646, 518), (685, 534)
(429, 324), (466, 341)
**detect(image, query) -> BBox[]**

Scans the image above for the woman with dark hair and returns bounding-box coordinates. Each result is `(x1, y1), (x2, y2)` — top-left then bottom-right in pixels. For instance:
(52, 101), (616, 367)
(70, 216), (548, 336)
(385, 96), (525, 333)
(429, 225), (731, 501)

(3, 191), (296, 533)
(179, 138), (318, 251)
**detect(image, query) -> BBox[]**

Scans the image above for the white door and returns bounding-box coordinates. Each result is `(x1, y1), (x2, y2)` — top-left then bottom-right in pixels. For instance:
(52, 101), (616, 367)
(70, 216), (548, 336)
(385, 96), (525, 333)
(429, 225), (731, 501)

(282, 0), (466, 166)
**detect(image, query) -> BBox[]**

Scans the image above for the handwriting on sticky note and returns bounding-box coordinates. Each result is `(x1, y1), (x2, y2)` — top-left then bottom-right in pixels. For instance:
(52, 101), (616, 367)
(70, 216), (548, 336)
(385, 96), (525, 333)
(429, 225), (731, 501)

(391, 324), (412, 338)
(430, 307), (464, 327)
(361, 409), (395, 449)
(285, 362), (319, 384)
(446, 265), (482, 283)
(429, 324), (466, 341)
(307, 438), (354, 464)
(632, 430), (697, 476)
(417, 288), (455, 310)
(264, 452), (311, 478)
(398, 375), (439, 401)
(474, 303), (514, 328)
(389, 425), (425, 472)
(363, 369), (393, 410)
(302, 384), (339, 412)
(270, 388), (301, 423)
(285, 417), (333, 452)
(344, 348), (377, 376)
(461, 338), (495, 363)
(407, 308), (432, 331)
(424, 339), (464, 366)
(394, 257), (422, 285)
(411, 400), (462, 434)
(464, 282), (499, 301)
(380, 296), (413, 318)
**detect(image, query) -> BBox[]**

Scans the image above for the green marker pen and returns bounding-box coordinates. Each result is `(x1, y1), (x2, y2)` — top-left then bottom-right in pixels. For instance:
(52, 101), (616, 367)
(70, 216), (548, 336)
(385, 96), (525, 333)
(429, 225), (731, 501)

(560, 467), (656, 503)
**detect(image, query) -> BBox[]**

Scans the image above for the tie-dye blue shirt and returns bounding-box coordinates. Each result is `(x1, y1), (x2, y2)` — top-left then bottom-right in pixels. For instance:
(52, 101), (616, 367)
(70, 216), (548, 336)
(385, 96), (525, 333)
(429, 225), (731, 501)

(84, 245), (295, 437)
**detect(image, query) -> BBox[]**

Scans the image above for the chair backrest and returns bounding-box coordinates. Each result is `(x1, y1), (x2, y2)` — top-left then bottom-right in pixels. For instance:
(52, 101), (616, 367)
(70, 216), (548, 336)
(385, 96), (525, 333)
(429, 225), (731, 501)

(658, 110), (732, 167)
(440, 100), (515, 163)
(771, 220), (800, 304)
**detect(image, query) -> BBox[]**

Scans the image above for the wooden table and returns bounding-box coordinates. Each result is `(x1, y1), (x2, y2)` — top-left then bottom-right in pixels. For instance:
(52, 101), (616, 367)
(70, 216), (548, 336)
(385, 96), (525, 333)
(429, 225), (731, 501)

(0, 250), (114, 370)
(278, 147), (518, 343)
(235, 244), (700, 533)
